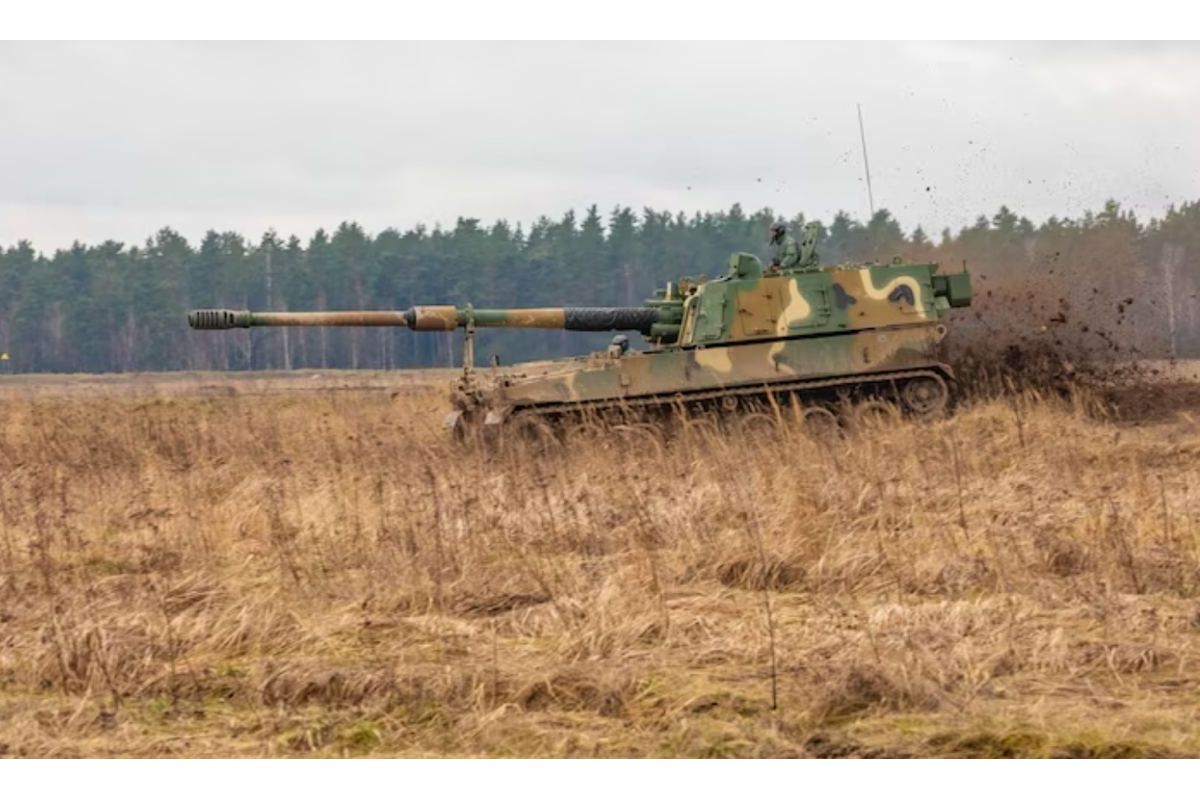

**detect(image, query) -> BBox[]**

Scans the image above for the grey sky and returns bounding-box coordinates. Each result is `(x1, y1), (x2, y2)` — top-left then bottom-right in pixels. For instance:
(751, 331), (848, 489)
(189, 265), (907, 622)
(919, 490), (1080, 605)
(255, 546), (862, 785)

(2, 41), (1198, 252)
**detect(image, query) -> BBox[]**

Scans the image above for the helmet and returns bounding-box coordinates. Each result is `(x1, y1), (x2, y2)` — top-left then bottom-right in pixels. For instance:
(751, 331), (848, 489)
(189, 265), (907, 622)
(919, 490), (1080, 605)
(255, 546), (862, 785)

(768, 222), (785, 242)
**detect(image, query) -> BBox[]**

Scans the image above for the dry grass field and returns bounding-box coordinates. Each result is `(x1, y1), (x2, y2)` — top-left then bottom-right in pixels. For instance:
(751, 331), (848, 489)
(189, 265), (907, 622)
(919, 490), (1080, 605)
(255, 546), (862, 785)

(1, 368), (1200, 757)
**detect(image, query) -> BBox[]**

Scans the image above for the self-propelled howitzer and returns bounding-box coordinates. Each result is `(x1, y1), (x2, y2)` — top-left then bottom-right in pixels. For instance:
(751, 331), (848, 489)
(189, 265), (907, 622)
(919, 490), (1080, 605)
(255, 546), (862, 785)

(188, 251), (972, 440)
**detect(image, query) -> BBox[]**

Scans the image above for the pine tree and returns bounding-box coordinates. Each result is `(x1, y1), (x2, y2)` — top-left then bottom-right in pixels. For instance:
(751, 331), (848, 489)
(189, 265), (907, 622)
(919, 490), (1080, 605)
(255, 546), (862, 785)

(3, 198), (1197, 372)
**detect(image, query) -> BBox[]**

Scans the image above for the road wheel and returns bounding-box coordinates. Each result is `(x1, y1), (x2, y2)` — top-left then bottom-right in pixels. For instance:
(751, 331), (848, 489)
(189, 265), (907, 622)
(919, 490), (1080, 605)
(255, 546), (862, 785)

(801, 406), (841, 441)
(680, 416), (721, 443)
(900, 374), (950, 419)
(736, 411), (779, 437)
(847, 399), (901, 433)
(563, 420), (604, 448)
(609, 423), (666, 457)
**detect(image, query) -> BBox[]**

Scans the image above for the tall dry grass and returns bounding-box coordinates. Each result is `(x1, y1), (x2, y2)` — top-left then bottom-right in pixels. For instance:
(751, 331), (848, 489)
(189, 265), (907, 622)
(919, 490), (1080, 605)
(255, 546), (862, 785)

(1, 374), (1199, 757)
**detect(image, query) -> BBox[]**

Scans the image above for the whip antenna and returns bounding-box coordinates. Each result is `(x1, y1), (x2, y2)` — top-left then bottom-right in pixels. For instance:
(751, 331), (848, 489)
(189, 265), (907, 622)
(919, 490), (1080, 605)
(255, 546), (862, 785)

(857, 103), (875, 217)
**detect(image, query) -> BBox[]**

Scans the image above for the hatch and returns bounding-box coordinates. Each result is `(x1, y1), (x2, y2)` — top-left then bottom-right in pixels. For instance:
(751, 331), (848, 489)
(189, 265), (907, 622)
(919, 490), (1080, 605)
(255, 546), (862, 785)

(783, 273), (832, 330)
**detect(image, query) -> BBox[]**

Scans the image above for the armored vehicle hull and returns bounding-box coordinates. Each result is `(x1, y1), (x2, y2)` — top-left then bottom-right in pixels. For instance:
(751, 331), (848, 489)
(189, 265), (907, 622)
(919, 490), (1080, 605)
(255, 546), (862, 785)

(487, 324), (949, 417)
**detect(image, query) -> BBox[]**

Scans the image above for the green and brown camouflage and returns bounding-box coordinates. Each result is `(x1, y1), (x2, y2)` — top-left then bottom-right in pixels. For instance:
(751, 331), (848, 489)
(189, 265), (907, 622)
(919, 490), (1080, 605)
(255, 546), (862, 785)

(188, 250), (972, 438)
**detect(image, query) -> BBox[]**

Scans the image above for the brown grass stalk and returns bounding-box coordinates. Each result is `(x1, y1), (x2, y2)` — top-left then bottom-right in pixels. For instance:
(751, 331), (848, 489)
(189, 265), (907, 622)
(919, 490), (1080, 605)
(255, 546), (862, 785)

(0, 371), (1198, 757)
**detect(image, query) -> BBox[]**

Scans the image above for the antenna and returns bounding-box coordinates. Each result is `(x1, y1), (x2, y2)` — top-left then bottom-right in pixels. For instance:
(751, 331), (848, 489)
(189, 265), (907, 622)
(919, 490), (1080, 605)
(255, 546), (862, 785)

(857, 103), (875, 218)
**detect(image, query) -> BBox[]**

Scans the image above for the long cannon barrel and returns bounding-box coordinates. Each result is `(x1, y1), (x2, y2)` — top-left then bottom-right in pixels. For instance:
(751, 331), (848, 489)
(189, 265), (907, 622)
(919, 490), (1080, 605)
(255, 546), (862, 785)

(188, 306), (663, 334)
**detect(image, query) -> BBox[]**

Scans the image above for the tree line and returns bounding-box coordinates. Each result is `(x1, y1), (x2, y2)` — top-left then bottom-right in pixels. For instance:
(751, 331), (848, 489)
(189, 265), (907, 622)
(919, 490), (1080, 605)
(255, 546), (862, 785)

(1, 200), (1197, 374)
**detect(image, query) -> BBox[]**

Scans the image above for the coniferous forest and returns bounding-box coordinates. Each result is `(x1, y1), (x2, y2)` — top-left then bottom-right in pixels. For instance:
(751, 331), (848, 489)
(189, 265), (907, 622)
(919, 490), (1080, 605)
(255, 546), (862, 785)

(1, 200), (1198, 374)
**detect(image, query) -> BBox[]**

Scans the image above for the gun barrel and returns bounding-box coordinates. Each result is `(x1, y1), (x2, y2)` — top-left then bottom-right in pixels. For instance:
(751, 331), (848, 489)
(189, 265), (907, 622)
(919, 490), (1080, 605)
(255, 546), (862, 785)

(187, 309), (416, 330)
(188, 306), (661, 333)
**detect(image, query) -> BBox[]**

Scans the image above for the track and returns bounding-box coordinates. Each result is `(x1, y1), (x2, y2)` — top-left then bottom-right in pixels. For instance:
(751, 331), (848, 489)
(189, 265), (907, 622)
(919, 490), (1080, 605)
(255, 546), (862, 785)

(511, 366), (954, 421)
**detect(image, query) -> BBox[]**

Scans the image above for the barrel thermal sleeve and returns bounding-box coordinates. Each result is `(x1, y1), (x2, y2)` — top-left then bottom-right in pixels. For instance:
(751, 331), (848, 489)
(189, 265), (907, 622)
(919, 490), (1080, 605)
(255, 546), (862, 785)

(562, 307), (659, 333)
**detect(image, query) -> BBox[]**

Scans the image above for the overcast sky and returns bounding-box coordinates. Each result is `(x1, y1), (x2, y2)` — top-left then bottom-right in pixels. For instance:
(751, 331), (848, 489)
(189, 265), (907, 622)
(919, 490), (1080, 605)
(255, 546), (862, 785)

(2, 41), (1198, 253)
